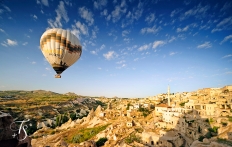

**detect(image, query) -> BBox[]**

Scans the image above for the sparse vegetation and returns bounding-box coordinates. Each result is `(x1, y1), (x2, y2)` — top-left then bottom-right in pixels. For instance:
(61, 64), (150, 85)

(179, 102), (186, 107)
(68, 124), (109, 143)
(124, 133), (141, 144)
(138, 107), (150, 117)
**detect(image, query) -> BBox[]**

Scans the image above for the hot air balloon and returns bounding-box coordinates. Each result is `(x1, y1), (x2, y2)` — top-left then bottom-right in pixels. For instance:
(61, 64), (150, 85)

(40, 28), (82, 78)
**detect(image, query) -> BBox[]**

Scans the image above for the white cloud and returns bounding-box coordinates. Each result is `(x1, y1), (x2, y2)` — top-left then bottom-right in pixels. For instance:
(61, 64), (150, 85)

(103, 51), (117, 60)
(176, 25), (189, 32)
(169, 52), (177, 56)
(94, 0), (107, 9)
(222, 54), (232, 59)
(47, 1), (69, 28)
(197, 41), (212, 49)
(134, 58), (139, 61)
(116, 63), (126, 69)
(75, 21), (88, 35)
(37, 0), (49, 6)
(45, 67), (50, 70)
(1, 43), (7, 47)
(31, 61), (36, 64)
(32, 14), (38, 20)
(170, 9), (181, 17)
(217, 16), (232, 27)
(123, 38), (131, 43)
(152, 41), (165, 49)
(98, 67), (102, 70)
(91, 26), (99, 39)
(90, 50), (97, 55)
(180, 4), (210, 20)
(220, 35), (232, 44)
(79, 7), (94, 26)
(145, 13), (155, 23)
(71, 21), (89, 39)
(138, 43), (151, 51)
(121, 1), (143, 27)
(111, 0), (127, 23)
(5, 39), (17, 46)
(22, 42), (28, 46)
(122, 30), (130, 37)
(212, 17), (232, 33)
(101, 9), (108, 16)
(141, 25), (161, 34)
(116, 60), (125, 64)
(211, 28), (222, 33)
(99, 44), (105, 50)
(168, 36), (176, 43)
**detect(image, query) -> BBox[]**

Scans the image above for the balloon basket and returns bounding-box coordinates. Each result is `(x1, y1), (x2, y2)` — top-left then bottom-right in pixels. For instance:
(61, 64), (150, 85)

(55, 74), (61, 78)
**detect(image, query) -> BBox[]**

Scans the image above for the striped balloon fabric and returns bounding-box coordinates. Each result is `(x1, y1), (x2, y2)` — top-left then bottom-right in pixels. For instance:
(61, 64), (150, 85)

(40, 28), (82, 78)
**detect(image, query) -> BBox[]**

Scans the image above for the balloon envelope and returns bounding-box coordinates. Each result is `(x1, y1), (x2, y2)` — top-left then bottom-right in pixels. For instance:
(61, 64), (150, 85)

(40, 28), (82, 77)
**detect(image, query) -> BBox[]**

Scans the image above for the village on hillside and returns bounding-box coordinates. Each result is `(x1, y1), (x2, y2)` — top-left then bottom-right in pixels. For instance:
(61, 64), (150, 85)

(0, 85), (232, 147)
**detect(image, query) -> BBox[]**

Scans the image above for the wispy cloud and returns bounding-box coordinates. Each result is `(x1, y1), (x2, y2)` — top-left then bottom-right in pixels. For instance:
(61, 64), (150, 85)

(31, 14), (38, 20)
(0, 28), (5, 33)
(222, 54), (232, 59)
(2, 4), (11, 12)
(1, 39), (18, 47)
(152, 40), (166, 49)
(90, 44), (105, 55)
(94, 0), (107, 9)
(90, 50), (97, 55)
(138, 43), (151, 51)
(212, 16), (232, 33)
(220, 2), (232, 12)
(145, 13), (155, 23)
(140, 25), (161, 34)
(79, 7), (94, 26)
(220, 34), (232, 44)
(170, 8), (181, 17)
(134, 58), (139, 61)
(101, 9), (108, 16)
(122, 1), (144, 28)
(122, 30), (130, 37)
(47, 1), (69, 28)
(22, 42), (28, 46)
(103, 51), (117, 60)
(111, 0), (127, 23)
(116, 63), (126, 69)
(176, 25), (189, 32)
(71, 21), (89, 39)
(180, 4), (210, 20)
(168, 36), (176, 43)
(169, 52), (177, 56)
(116, 60), (125, 64)
(37, 0), (49, 7)
(31, 61), (36, 64)
(197, 41), (212, 49)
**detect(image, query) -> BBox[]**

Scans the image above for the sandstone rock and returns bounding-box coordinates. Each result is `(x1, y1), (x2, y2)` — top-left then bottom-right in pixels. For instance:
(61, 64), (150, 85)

(203, 138), (210, 144)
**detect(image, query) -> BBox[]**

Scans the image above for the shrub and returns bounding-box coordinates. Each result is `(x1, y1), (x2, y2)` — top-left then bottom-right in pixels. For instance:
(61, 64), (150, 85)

(96, 137), (108, 147)
(198, 136), (205, 142)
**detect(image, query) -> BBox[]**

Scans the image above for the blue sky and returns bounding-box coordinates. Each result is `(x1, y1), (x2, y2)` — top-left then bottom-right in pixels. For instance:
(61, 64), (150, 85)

(0, 0), (232, 98)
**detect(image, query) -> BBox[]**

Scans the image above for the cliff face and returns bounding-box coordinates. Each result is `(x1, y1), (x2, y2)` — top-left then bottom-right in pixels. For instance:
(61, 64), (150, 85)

(0, 111), (31, 147)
